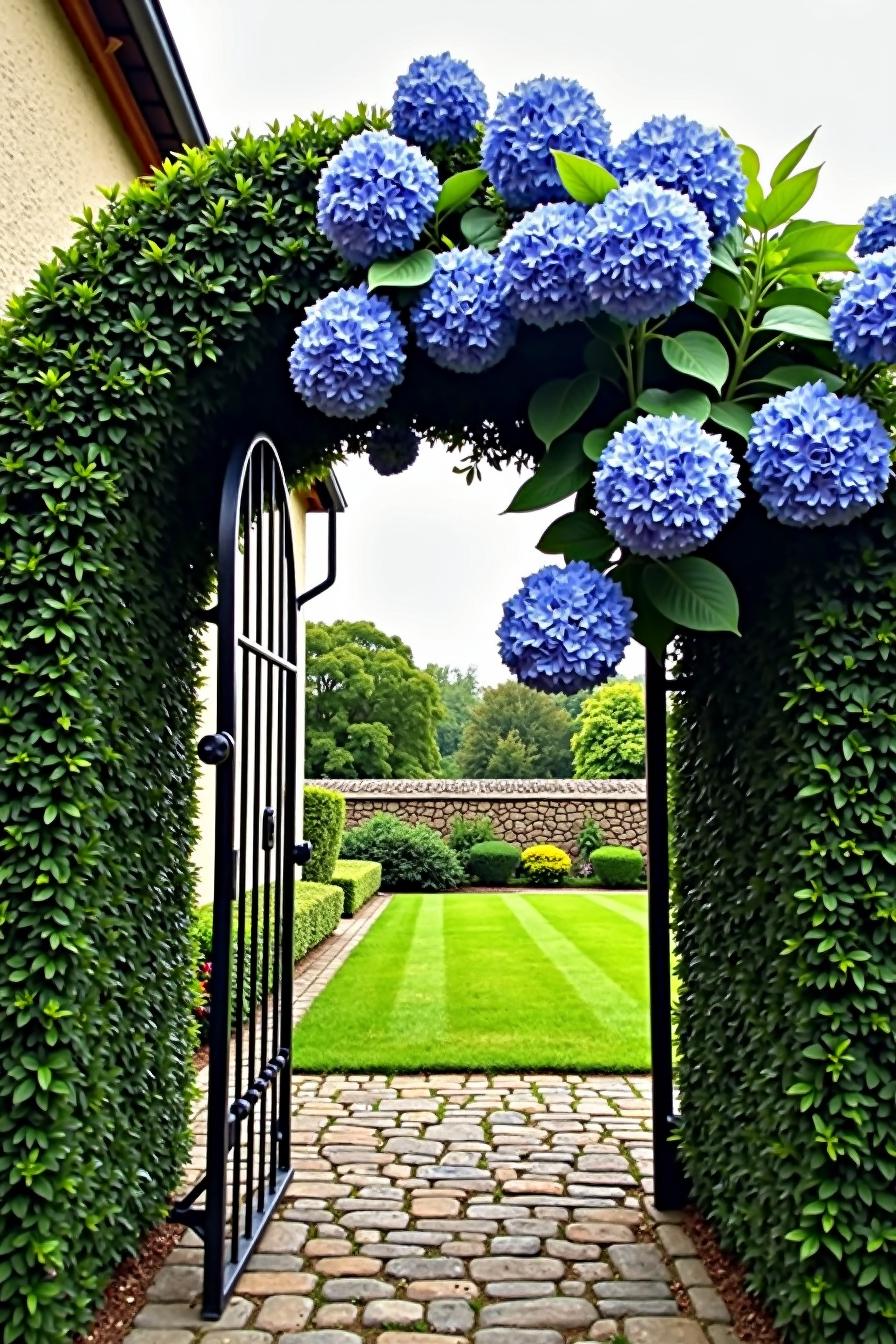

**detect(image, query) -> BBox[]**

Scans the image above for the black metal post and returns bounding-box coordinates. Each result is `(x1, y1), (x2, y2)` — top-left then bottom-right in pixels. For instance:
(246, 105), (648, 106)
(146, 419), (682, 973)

(645, 651), (688, 1209)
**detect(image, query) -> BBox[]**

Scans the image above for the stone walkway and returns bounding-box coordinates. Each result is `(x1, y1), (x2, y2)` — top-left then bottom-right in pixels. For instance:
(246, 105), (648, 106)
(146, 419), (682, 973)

(125, 904), (738, 1344)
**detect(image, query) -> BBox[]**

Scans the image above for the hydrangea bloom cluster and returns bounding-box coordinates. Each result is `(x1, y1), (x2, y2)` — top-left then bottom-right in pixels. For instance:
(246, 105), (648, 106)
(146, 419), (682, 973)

(497, 202), (596, 330)
(830, 247), (896, 369)
(610, 114), (746, 239)
(367, 425), (420, 476)
(746, 382), (892, 527)
(289, 285), (406, 420)
(411, 248), (517, 373)
(392, 52), (487, 147)
(582, 179), (711, 322)
(497, 561), (634, 694)
(595, 413), (742, 557)
(482, 76), (612, 209)
(316, 130), (440, 265)
(856, 193), (896, 257)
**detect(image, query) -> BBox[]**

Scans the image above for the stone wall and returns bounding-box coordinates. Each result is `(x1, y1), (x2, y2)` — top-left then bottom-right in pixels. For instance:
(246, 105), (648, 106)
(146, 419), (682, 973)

(309, 778), (647, 857)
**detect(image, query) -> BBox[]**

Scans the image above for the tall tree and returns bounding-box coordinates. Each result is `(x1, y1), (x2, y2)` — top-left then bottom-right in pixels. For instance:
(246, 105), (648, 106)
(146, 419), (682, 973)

(425, 664), (481, 765)
(484, 728), (539, 778)
(571, 680), (645, 779)
(305, 620), (442, 778)
(455, 681), (573, 778)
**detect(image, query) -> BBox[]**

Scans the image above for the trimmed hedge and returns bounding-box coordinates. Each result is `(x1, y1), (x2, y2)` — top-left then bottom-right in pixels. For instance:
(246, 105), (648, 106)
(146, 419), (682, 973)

(467, 841), (521, 885)
(302, 784), (346, 883)
(330, 858), (382, 916)
(590, 845), (645, 888)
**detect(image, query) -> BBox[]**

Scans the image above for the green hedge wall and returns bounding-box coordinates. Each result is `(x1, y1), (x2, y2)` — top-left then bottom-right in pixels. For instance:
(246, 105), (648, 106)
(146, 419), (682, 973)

(302, 784), (346, 884)
(330, 858), (382, 915)
(673, 515), (896, 1344)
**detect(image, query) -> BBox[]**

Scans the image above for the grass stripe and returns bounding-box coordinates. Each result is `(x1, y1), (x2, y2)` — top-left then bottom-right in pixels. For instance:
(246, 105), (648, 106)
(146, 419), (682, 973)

(528, 891), (649, 1005)
(581, 890), (650, 929)
(387, 893), (446, 1040)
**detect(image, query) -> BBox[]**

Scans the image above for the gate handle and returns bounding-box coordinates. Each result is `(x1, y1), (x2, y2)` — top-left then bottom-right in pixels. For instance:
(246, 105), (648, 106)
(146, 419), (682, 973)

(294, 840), (313, 867)
(197, 732), (234, 765)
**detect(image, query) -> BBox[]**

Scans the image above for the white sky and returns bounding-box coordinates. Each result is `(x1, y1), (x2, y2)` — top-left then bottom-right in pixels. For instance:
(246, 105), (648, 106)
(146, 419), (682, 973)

(163, 0), (896, 684)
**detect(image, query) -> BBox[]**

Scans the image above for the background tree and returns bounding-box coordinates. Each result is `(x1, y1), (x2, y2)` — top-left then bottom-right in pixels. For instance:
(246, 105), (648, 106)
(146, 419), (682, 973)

(425, 664), (481, 773)
(306, 620), (442, 777)
(455, 681), (573, 778)
(571, 680), (645, 779)
(484, 728), (538, 778)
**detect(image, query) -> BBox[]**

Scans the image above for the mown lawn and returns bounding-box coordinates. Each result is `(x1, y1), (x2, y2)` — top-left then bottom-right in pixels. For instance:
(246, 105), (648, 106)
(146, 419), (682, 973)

(292, 890), (650, 1071)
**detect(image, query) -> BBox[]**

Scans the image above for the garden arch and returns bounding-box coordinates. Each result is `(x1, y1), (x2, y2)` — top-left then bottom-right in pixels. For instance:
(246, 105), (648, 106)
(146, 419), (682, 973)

(1, 91), (894, 1344)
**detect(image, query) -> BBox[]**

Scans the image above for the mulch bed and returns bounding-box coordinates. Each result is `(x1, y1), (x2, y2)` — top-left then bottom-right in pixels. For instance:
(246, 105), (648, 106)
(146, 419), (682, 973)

(686, 1209), (782, 1343)
(73, 1221), (183, 1344)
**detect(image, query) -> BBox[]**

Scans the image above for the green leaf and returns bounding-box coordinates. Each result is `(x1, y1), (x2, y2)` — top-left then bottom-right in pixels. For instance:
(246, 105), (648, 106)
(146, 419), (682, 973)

(759, 166), (822, 230)
(505, 433), (592, 512)
(435, 169), (487, 218)
(367, 250), (435, 291)
(739, 144), (760, 182)
(584, 337), (622, 381)
(460, 206), (503, 251)
(582, 408), (635, 461)
(758, 364), (844, 392)
(780, 221), (859, 258)
(536, 511), (615, 562)
(637, 388), (711, 423)
(762, 286), (832, 316)
(661, 332), (729, 394)
(550, 149), (619, 204)
(760, 305), (832, 342)
(528, 373), (600, 447)
(709, 243), (741, 277)
(710, 400), (754, 439)
(782, 251), (858, 276)
(770, 127), (820, 188)
(616, 564), (675, 661)
(642, 557), (740, 634)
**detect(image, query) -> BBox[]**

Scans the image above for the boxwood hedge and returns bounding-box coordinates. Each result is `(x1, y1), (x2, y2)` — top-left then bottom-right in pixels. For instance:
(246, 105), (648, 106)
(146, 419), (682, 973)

(302, 784), (346, 883)
(329, 858), (382, 916)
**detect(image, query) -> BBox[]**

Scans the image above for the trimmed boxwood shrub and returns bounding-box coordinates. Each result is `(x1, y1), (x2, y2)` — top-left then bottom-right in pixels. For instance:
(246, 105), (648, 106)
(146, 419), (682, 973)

(341, 812), (464, 891)
(467, 840), (521, 885)
(302, 785), (346, 883)
(591, 845), (645, 888)
(448, 814), (497, 875)
(519, 843), (572, 885)
(330, 858), (382, 916)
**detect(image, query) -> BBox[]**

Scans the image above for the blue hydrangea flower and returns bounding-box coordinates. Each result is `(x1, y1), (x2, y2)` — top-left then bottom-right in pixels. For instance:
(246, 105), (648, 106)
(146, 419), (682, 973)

(482, 76), (612, 209)
(316, 129), (440, 266)
(411, 248), (518, 373)
(368, 425), (420, 476)
(610, 115), (746, 240)
(582, 179), (711, 323)
(288, 285), (406, 420)
(857, 193), (896, 257)
(746, 381), (892, 527)
(830, 247), (896, 368)
(497, 561), (634, 694)
(392, 52), (487, 148)
(497, 202), (597, 330)
(595, 414), (741, 558)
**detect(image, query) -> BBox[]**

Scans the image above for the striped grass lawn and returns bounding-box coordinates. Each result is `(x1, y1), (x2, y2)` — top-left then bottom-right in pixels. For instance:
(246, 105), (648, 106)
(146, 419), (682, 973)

(292, 890), (650, 1072)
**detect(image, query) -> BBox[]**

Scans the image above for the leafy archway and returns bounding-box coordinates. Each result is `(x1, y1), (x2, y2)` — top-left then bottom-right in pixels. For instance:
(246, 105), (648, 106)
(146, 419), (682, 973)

(1, 57), (895, 1344)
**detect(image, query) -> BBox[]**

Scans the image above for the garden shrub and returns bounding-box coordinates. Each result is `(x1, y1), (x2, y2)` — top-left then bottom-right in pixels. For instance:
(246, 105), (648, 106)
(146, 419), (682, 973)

(293, 882), (343, 959)
(448, 813), (497, 874)
(576, 816), (605, 872)
(467, 840), (521, 885)
(341, 813), (464, 891)
(330, 858), (382, 915)
(519, 843), (572, 885)
(302, 784), (346, 883)
(591, 845), (645, 888)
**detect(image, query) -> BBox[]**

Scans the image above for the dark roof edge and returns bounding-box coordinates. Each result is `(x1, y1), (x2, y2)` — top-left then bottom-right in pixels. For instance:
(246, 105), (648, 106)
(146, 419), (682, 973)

(121, 0), (208, 145)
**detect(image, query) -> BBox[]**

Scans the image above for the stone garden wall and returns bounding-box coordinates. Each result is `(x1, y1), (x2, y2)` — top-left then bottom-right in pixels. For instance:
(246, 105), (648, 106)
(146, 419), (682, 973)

(309, 778), (647, 857)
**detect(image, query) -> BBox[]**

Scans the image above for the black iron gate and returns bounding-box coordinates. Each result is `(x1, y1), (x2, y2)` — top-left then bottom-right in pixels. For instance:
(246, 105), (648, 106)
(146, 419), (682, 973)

(173, 433), (300, 1317)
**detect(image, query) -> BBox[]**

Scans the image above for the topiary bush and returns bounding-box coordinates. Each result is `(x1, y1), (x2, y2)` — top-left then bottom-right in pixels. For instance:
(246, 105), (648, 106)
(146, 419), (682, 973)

(330, 857), (382, 915)
(302, 784), (347, 883)
(591, 845), (645, 888)
(467, 840), (521, 885)
(519, 843), (572, 886)
(341, 813), (464, 891)
(448, 813), (498, 874)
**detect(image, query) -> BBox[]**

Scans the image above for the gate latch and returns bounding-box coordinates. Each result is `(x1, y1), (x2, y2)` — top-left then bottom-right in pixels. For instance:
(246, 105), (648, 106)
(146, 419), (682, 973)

(197, 732), (234, 765)
(293, 840), (313, 867)
(262, 806), (275, 851)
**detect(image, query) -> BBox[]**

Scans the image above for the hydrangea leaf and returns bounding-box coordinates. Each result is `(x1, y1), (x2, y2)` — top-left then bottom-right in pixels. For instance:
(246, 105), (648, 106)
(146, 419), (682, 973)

(536, 510), (615, 562)
(661, 332), (729, 393)
(435, 169), (487, 218)
(779, 220), (859, 260)
(550, 149), (619, 205)
(760, 304), (832, 342)
(584, 337), (623, 382)
(505, 432), (592, 512)
(760, 166), (822, 230)
(368, 250), (435, 292)
(637, 388), (711, 423)
(460, 206), (503, 251)
(643, 557), (740, 634)
(762, 286), (832, 317)
(758, 364), (844, 392)
(738, 144), (760, 183)
(528, 373), (600, 447)
(783, 251), (858, 276)
(710, 401), (754, 439)
(583, 409), (637, 461)
(770, 127), (820, 188)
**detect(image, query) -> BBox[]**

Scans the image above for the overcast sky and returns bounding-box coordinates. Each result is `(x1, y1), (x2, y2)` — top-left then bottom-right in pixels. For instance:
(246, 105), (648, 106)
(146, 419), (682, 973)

(163, 0), (895, 685)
